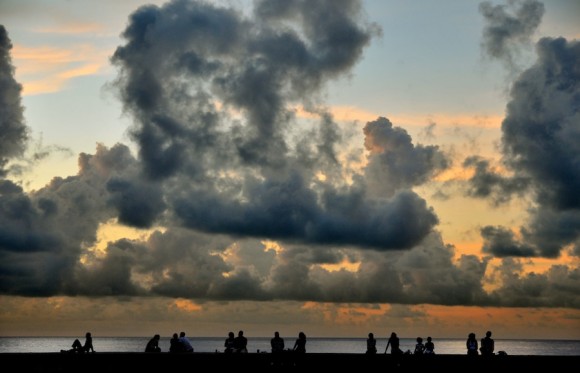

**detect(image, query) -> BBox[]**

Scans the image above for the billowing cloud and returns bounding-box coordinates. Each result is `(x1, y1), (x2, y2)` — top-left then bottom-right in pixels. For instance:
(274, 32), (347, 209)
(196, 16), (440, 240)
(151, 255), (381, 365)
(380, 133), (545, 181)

(0, 25), (28, 176)
(479, 0), (544, 72)
(469, 4), (580, 259)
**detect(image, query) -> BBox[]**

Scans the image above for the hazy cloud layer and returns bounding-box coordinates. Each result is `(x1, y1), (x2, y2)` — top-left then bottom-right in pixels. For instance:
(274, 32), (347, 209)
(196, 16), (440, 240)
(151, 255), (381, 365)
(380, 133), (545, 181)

(1, 1), (579, 310)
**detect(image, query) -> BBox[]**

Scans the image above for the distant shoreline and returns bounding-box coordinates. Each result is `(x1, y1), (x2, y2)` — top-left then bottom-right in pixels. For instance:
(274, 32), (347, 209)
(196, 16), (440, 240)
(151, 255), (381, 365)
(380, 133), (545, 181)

(1, 352), (579, 372)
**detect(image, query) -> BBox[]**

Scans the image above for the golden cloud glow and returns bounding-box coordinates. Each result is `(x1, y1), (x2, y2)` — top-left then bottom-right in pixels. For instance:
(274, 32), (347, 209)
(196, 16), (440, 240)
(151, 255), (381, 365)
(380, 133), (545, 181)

(295, 105), (503, 129)
(12, 44), (110, 95)
(172, 298), (202, 312)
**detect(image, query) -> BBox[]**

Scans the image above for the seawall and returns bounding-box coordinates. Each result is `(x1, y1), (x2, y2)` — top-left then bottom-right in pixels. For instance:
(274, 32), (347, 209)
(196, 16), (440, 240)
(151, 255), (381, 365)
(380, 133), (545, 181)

(2, 352), (579, 372)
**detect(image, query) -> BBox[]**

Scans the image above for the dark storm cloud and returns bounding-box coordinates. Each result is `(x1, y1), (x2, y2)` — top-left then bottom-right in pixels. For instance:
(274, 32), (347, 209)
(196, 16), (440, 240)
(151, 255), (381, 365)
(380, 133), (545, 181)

(462, 156), (529, 205)
(479, 0), (544, 71)
(488, 258), (580, 308)
(0, 144), (135, 296)
(480, 225), (537, 257)
(111, 0), (442, 251)
(471, 7), (580, 258)
(0, 25), (28, 176)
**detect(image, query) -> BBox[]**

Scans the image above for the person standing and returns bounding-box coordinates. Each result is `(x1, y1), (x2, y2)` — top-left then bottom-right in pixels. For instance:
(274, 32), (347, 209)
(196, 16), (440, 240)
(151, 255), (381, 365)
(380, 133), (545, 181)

(179, 331), (194, 352)
(466, 332), (478, 356)
(480, 331), (495, 356)
(366, 333), (377, 354)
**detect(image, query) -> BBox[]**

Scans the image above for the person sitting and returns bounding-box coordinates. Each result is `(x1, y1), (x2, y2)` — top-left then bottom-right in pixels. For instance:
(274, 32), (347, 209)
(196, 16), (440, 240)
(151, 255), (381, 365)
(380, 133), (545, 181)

(466, 332), (478, 356)
(293, 332), (306, 353)
(480, 331), (495, 356)
(224, 331), (235, 353)
(179, 331), (194, 352)
(145, 334), (161, 353)
(366, 333), (377, 354)
(385, 332), (402, 355)
(83, 332), (95, 353)
(271, 331), (285, 353)
(414, 337), (425, 354)
(424, 336), (435, 354)
(233, 330), (248, 353)
(61, 338), (83, 353)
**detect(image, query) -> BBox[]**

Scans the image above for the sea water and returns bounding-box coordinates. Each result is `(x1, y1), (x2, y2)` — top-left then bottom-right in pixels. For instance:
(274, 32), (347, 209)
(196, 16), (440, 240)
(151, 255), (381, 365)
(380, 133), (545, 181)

(0, 337), (579, 355)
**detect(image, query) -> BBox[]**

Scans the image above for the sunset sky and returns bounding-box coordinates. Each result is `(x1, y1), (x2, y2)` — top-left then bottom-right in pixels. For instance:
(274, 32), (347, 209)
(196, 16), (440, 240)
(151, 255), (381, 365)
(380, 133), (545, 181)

(1, 0), (579, 341)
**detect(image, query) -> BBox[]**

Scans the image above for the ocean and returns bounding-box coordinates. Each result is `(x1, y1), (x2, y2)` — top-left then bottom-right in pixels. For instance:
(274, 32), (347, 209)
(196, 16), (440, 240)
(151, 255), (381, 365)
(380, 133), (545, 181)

(1, 337), (579, 355)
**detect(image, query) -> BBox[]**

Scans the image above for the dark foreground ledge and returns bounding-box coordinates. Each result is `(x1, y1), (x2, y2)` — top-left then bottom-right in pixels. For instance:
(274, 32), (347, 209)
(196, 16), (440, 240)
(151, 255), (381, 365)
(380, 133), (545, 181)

(1, 352), (579, 372)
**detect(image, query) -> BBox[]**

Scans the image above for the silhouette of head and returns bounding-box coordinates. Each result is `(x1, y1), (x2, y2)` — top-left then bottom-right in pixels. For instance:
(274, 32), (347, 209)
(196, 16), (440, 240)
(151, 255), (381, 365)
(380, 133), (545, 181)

(417, 337), (423, 343)
(229, 332), (234, 338)
(275, 331), (280, 337)
(486, 331), (492, 337)
(369, 333), (374, 338)
(427, 337), (432, 342)
(238, 330), (244, 336)
(180, 332), (185, 338)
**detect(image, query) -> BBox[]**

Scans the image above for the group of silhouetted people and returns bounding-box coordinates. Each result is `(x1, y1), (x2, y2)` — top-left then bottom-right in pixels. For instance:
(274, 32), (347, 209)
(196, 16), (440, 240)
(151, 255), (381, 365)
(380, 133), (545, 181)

(63, 329), (496, 356)
(372, 330), (494, 356)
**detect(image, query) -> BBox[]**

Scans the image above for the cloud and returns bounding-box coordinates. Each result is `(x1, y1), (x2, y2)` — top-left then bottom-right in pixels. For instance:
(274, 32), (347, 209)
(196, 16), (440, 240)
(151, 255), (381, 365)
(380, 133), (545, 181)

(479, 0), (544, 72)
(0, 25), (28, 175)
(469, 8), (580, 258)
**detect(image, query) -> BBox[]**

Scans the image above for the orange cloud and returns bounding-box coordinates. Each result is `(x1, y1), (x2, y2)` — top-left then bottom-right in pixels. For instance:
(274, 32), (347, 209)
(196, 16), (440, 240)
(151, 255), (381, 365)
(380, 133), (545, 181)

(172, 298), (202, 313)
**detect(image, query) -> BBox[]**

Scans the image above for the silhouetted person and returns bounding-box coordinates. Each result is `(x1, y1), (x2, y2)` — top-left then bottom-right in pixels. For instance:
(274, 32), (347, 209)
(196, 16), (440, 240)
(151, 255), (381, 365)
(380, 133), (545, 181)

(61, 338), (83, 353)
(224, 331), (235, 353)
(83, 332), (95, 353)
(233, 330), (248, 353)
(414, 337), (425, 354)
(480, 331), (495, 356)
(466, 332), (478, 356)
(384, 332), (401, 355)
(270, 331), (285, 366)
(169, 333), (183, 353)
(271, 331), (285, 353)
(179, 331), (194, 352)
(293, 332), (306, 353)
(366, 333), (377, 354)
(145, 334), (161, 352)
(424, 336), (435, 354)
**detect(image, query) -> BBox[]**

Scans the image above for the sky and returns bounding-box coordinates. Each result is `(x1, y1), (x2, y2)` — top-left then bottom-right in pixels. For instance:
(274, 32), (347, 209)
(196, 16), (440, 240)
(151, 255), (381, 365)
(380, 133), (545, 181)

(0, 0), (579, 341)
